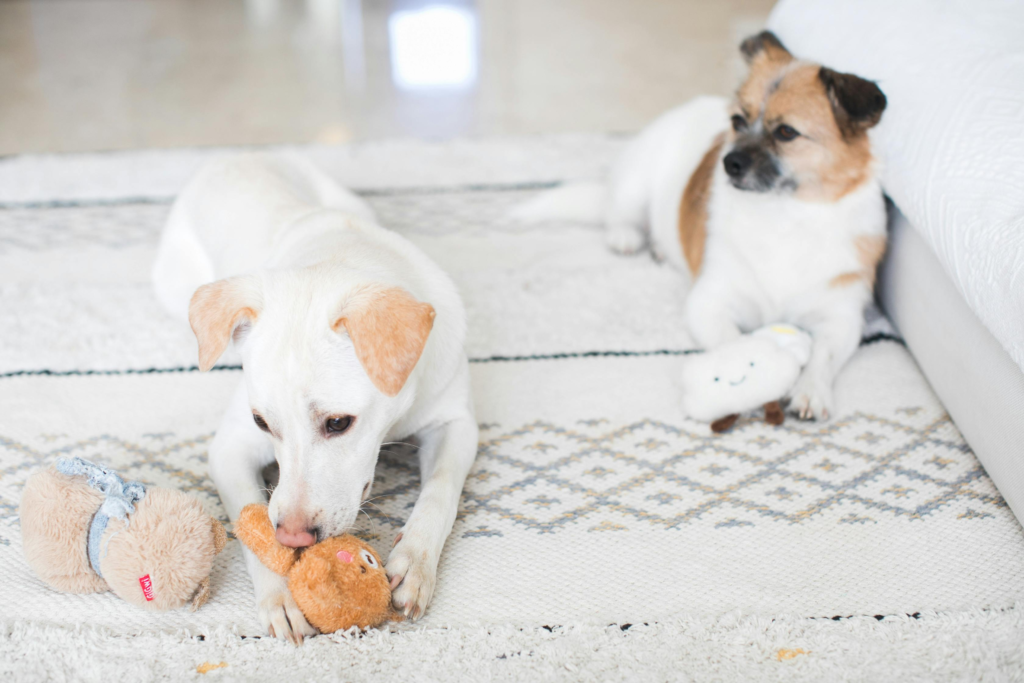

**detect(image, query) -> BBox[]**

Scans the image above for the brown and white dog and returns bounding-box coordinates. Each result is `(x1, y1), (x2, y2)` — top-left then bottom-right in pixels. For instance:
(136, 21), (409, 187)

(516, 31), (888, 420)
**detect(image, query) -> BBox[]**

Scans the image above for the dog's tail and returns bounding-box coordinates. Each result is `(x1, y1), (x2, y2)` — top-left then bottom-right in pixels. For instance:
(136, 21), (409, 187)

(507, 181), (606, 225)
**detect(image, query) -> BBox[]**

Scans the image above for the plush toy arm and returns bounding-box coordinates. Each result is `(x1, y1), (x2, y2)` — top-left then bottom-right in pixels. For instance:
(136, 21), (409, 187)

(234, 504), (297, 576)
(764, 401), (785, 426)
(710, 414), (739, 433)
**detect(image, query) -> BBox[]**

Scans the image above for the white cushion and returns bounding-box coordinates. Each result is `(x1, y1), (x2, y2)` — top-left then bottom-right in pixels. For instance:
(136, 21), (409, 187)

(768, 0), (1024, 373)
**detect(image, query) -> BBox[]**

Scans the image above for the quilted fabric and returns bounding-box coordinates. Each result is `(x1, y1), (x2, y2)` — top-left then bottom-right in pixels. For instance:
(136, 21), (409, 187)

(769, 0), (1024, 372)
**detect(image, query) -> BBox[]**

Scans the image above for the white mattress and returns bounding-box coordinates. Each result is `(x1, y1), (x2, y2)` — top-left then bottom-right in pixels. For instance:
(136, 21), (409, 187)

(768, 0), (1024, 374)
(879, 206), (1024, 525)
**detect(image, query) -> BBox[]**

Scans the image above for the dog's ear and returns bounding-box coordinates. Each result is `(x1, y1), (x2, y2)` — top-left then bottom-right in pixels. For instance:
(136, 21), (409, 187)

(819, 67), (887, 137)
(188, 275), (262, 371)
(332, 285), (436, 397)
(740, 30), (792, 67)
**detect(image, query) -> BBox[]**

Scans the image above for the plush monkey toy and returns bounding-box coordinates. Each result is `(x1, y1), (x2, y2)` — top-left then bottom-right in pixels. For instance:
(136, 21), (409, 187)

(233, 503), (398, 633)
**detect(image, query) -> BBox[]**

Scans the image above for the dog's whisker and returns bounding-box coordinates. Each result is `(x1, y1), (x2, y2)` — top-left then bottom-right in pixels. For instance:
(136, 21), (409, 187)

(340, 522), (363, 536)
(380, 441), (421, 451)
(358, 508), (378, 537)
(362, 500), (394, 527)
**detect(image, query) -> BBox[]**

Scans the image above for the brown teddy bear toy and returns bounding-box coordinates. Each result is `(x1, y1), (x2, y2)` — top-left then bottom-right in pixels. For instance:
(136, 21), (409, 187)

(20, 457), (226, 611)
(234, 503), (398, 634)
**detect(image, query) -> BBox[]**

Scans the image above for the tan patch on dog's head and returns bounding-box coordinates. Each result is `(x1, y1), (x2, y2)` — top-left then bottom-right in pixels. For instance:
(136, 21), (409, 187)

(332, 285), (435, 397)
(737, 31), (795, 108)
(188, 276), (262, 371)
(728, 31), (887, 202)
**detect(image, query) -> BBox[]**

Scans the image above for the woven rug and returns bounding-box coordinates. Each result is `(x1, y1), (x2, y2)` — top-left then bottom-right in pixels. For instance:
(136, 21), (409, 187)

(1, 138), (1023, 681)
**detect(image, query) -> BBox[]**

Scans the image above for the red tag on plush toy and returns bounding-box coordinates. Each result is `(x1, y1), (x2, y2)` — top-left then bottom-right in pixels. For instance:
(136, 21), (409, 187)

(139, 574), (155, 601)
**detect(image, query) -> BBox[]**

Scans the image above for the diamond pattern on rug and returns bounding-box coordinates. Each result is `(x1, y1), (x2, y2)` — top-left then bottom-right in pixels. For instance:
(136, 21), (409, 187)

(0, 408), (1003, 551)
(456, 411), (1005, 535)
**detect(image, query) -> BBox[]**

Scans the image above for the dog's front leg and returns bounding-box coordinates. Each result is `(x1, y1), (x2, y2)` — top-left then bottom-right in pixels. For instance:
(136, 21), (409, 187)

(788, 302), (865, 421)
(684, 275), (746, 349)
(209, 382), (317, 644)
(386, 414), (478, 620)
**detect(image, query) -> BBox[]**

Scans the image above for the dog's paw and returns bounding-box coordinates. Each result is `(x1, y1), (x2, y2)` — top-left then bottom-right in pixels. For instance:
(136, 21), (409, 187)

(386, 535), (437, 621)
(257, 574), (317, 645)
(788, 371), (833, 421)
(606, 224), (646, 255)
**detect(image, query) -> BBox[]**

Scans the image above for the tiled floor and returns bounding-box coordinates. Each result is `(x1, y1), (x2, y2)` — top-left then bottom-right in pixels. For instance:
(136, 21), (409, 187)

(0, 0), (774, 154)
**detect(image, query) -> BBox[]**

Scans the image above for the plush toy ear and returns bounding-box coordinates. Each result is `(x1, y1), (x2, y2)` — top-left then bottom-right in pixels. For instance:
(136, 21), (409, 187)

(188, 276), (262, 371)
(234, 504), (298, 576)
(211, 518), (227, 555)
(331, 285), (435, 397)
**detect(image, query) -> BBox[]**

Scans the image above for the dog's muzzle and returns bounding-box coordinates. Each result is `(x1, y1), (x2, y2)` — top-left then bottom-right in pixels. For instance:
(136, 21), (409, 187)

(723, 145), (781, 192)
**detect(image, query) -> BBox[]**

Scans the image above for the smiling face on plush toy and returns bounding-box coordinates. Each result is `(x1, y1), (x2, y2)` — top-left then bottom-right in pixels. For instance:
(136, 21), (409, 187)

(681, 336), (803, 423)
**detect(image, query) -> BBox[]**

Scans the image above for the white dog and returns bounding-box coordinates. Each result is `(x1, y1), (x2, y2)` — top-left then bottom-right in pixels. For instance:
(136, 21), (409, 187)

(152, 154), (478, 643)
(516, 31), (888, 420)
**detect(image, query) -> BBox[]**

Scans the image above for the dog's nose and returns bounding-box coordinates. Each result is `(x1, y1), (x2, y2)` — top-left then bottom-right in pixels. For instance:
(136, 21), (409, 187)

(723, 151), (751, 178)
(275, 517), (316, 548)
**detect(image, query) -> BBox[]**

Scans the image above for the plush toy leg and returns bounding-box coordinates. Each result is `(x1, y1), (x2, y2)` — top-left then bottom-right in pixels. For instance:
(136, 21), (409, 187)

(235, 504), (299, 577)
(711, 414), (739, 433)
(764, 401), (785, 426)
(190, 576), (211, 612)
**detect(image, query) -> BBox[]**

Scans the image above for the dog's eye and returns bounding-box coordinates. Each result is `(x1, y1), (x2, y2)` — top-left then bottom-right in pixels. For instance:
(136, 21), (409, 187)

(731, 114), (747, 132)
(252, 413), (270, 432)
(359, 549), (378, 569)
(325, 415), (354, 435)
(714, 377), (720, 382)
(774, 124), (799, 141)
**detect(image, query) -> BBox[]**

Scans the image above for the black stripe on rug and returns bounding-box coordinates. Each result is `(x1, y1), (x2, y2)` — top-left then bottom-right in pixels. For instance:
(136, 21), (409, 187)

(0, 180), (565, 210)
(0, 334), (904, 379)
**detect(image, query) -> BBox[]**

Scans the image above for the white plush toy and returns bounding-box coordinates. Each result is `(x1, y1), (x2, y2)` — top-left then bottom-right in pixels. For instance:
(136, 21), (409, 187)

(681, 324), (813, 433)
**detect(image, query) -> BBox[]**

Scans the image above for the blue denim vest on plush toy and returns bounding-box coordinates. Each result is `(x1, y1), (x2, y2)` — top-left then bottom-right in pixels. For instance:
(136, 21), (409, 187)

(55, 457), (146, 579)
